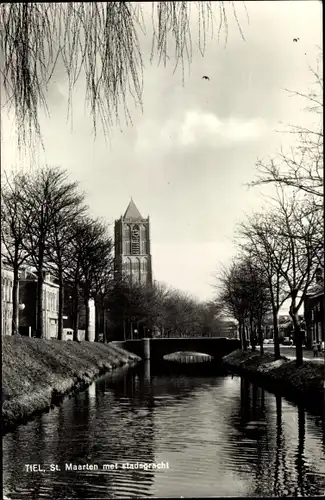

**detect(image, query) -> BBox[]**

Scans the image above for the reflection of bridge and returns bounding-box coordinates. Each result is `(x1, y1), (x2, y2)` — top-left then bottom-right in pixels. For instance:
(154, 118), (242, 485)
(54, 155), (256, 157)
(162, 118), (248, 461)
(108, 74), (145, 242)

(111, 337), (240, 362)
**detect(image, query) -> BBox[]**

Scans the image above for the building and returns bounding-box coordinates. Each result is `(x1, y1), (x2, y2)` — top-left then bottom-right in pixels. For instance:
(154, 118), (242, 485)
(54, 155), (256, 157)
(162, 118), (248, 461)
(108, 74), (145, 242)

(114, 199), (152, 287)
(221, 319), (239, 338)
(19, 270), (59, 339)
(304, 269), (324, 348)
(1, 263), (14, 336)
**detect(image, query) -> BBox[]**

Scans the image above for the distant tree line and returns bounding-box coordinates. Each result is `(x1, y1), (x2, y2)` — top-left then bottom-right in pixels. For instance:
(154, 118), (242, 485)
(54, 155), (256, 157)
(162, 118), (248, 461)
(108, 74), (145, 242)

(107, 280), (225, 340)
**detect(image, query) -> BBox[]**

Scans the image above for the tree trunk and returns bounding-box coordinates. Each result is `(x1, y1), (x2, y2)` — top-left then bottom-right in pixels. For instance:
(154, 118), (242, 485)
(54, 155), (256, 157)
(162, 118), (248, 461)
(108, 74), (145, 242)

(72, 285), (79, 341)
(272, 306), (281, 360)
(94, 297), (100, 342)
(36, 269), (44, 338)
(258, 320), (264, 356)
(244, 323), (249, 351)
(12, 267), (19, 335)
(289, 290), (303, 367)
(84, 288), (90, 341)
(250, 315), (256, 352)
(291, 308), (303, 367)
(57, 274), (64, 341)
(239, 321), (246, 350)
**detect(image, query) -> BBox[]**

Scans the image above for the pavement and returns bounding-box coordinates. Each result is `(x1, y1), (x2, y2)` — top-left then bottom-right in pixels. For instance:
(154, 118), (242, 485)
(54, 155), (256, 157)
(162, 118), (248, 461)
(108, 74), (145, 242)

(263, 344), (324, 363)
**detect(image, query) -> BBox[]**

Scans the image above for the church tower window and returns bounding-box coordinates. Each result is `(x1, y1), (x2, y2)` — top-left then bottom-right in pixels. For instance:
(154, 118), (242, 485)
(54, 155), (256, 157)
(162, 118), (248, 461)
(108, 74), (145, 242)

(131, 224), (140, 255)
(123, 225), (131, 254)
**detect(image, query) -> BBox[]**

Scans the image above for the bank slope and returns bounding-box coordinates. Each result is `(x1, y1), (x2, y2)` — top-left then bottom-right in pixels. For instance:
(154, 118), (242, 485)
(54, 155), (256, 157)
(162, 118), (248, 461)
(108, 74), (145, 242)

(2, 336), (140, 433)
(223, 350), (324, 411)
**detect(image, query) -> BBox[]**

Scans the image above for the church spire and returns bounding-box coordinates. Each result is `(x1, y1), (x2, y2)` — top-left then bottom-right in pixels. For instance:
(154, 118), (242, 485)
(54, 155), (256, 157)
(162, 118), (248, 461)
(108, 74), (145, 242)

(123, 198), (143, 220)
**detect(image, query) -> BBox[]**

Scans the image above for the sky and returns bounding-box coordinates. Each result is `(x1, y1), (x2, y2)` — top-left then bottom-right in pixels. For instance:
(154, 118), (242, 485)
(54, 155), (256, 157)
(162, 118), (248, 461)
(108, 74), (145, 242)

(1, 1), (322, 306)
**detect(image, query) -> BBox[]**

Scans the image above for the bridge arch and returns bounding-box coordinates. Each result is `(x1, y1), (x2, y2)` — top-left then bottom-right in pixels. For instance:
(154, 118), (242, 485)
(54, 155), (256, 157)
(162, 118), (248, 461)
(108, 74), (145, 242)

(111, 337), (240, 362)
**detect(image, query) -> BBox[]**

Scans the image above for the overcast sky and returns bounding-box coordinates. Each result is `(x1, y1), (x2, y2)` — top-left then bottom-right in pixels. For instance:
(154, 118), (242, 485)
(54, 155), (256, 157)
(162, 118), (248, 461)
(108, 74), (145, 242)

(1, 1), (322, 305)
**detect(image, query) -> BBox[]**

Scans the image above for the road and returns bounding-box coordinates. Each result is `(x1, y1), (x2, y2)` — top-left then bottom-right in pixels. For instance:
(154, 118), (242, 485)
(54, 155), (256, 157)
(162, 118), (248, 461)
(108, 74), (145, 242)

(263, 344), (324, 363)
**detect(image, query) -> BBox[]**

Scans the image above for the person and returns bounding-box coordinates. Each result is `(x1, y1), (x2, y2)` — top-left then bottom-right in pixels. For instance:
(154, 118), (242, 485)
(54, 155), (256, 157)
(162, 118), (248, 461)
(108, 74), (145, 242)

(317, 341), (321, 354)
(312, 341), (318, 357)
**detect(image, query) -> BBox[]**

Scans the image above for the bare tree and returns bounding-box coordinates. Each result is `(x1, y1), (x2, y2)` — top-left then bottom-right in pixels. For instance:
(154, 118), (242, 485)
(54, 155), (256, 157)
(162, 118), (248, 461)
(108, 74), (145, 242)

(66, 216), (113, 341)
(91, 259), (114, 342)
(107, 279), (151, 339)
(271, 189), (323, 366)
(1, 172), (34, 334)
(45, 188), (87, 340)
(107, 278), (215, 340)
(216, 256), (271, 353)
(241, 256), (271, 355)
(160, 287), (202, 338)
(20, 166), (84, 338)
(196, 301), (224, 337)
(236, 211), (291, 359)
(0, 2), (247, 146)
(250, 55), (323, 207)
(82, 226), (114, 341)
(215, 259), (250, 350)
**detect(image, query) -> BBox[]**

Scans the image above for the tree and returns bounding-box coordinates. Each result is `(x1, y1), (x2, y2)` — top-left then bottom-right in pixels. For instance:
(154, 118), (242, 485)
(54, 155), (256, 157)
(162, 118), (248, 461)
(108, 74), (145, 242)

(45, 185), (86, 340)
(107, 280), (151, 340)
(81, 224), (113, 341)
(236, 211), (291, 359)
(66, 216), (113, 341)
(216, 259), (250, 350)
(250, 55), (323, 209)
(270, 189), (323, 366)
(216, 256), (271, 353)
(196, 301), (224, 337)
(20, 166), (83, 338)
(90, 258), (114, 342)
(1, 172), (34, 334)
(0, 2), (247, 146)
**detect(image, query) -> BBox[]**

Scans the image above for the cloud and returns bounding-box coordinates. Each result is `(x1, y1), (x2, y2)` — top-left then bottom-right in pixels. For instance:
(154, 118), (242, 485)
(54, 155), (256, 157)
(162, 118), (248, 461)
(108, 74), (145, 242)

(178, 110), (267, 147)
(137, 110), (267, 152)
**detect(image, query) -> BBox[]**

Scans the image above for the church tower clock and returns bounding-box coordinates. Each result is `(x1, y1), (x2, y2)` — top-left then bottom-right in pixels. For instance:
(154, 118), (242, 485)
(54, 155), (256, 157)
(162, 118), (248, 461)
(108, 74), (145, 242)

(114, 199), (152, 286)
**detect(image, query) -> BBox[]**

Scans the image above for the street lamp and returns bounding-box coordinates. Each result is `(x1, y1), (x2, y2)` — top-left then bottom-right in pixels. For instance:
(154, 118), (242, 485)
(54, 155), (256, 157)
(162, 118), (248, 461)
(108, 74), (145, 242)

(18, 303), (25, 311)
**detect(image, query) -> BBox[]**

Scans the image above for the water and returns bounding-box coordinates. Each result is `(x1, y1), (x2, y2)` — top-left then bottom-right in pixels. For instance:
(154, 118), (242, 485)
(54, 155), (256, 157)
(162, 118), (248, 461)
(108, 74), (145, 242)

(3, 361), (325, 498)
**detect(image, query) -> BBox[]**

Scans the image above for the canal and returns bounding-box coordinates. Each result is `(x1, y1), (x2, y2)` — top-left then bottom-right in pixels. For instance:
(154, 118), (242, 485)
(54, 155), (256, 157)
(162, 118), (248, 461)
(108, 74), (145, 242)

(3, 361), (325, 498)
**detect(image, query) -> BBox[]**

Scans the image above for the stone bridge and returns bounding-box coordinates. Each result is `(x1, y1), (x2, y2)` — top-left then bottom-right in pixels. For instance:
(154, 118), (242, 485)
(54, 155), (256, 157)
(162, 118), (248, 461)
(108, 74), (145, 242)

(111, 337), (240, 362)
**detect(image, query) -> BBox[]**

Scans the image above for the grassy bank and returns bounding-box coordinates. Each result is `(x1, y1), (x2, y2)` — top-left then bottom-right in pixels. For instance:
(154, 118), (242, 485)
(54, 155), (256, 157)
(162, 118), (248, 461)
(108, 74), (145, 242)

(223, 350), (324, 412)
(2, 336), (141, 433)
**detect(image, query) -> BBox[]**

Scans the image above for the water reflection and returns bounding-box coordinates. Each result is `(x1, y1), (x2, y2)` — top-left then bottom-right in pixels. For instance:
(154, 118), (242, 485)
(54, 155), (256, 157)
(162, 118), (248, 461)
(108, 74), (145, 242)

(3, 363), (325, 498)
(227, 378), (325, 497)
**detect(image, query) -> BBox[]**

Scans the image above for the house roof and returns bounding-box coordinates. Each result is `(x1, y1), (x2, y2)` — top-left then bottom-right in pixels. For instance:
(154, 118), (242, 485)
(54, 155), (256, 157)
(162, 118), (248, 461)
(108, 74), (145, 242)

(123, 198), (143, 220)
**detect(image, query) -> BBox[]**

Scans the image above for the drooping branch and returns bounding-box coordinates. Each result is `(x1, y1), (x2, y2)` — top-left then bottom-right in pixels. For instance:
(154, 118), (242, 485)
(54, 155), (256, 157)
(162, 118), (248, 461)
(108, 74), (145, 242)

(0, 2), (247, 147)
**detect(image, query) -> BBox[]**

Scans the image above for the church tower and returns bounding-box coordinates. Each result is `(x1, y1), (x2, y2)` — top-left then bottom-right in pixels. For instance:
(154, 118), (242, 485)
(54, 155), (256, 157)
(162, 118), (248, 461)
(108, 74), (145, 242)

(114, 199), (152, 287)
